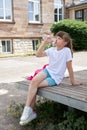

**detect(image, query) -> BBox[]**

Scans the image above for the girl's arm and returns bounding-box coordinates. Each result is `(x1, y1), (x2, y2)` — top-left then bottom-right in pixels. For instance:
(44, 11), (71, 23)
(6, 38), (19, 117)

(67, 61), (82, 86)
(36, 41), (47, 57)
(36, 36), (52, 57)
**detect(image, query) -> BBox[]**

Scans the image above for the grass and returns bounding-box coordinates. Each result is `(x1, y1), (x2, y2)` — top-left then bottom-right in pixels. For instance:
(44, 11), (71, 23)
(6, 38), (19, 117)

(7, 98), (87, 130)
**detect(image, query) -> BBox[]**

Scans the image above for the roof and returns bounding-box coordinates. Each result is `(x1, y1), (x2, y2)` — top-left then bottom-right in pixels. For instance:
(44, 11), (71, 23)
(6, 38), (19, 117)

(66, 1), (87, 9)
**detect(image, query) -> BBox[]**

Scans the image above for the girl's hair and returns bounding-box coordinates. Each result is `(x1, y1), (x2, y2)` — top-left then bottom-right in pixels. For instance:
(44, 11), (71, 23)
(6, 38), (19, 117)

(56, 31), (73, 56)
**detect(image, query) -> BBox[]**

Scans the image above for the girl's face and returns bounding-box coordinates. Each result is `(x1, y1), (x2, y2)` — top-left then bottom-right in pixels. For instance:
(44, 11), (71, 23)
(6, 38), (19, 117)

(54, 36), (67, 49)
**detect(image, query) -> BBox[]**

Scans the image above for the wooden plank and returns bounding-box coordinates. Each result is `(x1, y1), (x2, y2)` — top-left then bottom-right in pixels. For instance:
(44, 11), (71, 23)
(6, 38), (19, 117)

(18, 81), (87, 101)
(56, 85), (87, 96)
(37, 86), (87, 102)
(37, 88), (87, 112)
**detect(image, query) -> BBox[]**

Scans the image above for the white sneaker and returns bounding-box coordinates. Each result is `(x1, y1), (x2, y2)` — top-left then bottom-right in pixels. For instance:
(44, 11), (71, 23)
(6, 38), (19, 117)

(19, 106), (37, 126)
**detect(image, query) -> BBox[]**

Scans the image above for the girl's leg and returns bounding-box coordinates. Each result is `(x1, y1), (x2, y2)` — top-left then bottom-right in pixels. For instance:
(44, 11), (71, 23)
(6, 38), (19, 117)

(30, 96), (36, 108)
(19, 71), (49, 126)
(29, 79), (50, 108)
(26, 71), (49, 107)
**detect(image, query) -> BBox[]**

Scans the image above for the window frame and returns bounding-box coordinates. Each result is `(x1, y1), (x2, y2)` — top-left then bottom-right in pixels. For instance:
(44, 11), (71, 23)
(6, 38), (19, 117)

(1, 39), (12, 53)
(54, 0), (64, 22)
(28, 0), (41, 23)
(32, 39), (39, 51)
(0, 0), (12, 22)
(75, 9), (84, 21)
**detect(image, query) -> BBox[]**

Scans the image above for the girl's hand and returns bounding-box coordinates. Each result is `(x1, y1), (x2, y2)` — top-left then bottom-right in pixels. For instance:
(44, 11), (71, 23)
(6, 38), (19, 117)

(72, 81), (82, 86)
(44, 36), (53, 44)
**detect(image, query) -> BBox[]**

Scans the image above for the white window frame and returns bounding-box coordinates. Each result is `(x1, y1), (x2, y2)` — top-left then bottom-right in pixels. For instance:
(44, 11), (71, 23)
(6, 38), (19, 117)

(28, 0), (40, 23)
(0, 0), (12, 21)
(54, 0), (64, 22)
(1, 40), (12, 53)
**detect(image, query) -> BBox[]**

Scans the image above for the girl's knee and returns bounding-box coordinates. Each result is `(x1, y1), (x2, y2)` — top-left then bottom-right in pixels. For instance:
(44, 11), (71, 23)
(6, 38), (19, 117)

(31, 77), (39, 86)
(30, 72), (47, 87)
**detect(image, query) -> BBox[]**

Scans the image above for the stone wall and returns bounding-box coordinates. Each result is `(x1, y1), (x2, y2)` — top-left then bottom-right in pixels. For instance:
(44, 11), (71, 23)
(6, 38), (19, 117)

(0, 0), (86, 55)
(13, 39), (33, 54)
(0, 0), (54, 38)
(84, 9), (87, 21)
(0, 0), (54, 55)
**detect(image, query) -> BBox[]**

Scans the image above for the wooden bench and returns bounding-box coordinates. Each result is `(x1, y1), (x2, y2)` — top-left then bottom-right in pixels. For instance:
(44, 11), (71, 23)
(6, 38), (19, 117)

(17, 70), (87, 112)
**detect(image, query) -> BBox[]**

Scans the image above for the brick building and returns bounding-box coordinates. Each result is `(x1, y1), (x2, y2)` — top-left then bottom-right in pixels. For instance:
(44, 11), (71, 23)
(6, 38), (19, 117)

(66, 0), (87, 21)
(0, 0), (87, 55)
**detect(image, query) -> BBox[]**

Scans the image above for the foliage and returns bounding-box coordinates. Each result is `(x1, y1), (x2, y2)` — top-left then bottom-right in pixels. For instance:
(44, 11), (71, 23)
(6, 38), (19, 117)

(36, 42), (52, 50)
(8, 99), (87, 130)
(58, 110), (87, 130)
(7, 101), (24, 118)
(50, 19), (87, 50)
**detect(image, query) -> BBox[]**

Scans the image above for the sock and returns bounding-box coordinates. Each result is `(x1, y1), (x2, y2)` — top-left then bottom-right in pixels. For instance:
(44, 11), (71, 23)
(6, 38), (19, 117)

(25, 106), (33, 112)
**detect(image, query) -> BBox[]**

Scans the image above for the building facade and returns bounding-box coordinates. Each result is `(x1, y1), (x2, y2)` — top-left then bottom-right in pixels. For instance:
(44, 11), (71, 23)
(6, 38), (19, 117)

(0, 0), (64, 55)
(0, 0), (87, 55)
(65, 0), (87, 21)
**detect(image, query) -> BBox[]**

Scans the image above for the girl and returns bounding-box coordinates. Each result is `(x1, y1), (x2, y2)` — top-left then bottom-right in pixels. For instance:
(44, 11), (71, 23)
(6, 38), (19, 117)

(19, 31), (81, 125)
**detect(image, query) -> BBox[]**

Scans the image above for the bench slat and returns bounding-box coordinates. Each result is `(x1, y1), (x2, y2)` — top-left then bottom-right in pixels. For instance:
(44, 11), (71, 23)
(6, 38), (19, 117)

(37, 88), (87, 112)
(38, 86), (87, 100)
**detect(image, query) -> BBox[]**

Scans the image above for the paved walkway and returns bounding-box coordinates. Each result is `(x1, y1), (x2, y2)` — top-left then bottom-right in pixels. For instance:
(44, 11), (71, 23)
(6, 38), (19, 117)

(0, 51), (87, 130)
(0, 51), (87, 83)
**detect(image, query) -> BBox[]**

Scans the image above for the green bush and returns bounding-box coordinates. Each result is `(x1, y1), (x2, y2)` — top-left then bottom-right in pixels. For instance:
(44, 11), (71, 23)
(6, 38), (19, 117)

(8, 99), (87, 130)
(58, 110), (87, 130)
(36, 42), (52, 50)
(50, 19), (87, 50)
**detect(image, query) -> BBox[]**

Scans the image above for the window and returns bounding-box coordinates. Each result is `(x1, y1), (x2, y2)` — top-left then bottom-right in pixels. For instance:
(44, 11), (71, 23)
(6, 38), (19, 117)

(1, 40), (12, 53)
(0, 0), (12, 21)
(32, 40), (39, 51)
(54, 0), (63, 22)
(80, 0), (87, 2)
(75, 10), (84, 21)
(28, 0), (40, 23)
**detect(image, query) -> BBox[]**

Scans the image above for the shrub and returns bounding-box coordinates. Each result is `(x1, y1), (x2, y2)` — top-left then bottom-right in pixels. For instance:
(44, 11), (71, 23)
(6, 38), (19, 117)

(36, 42), (52, 50)
(50, 19), (87, 50)
(8, 99), (87, 130)
(58, 110), (87, 130)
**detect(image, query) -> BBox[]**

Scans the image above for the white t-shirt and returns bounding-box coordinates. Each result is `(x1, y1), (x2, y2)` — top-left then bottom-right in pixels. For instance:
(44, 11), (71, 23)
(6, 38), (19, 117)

(45, 47), (72, 85)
